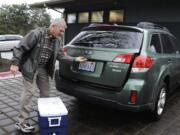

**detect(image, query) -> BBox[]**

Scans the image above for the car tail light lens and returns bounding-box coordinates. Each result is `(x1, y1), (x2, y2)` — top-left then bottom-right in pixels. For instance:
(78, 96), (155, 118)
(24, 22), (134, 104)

(113, 54), (133, 64)
(63, 47), (67, 53)
(132, 55), (154, 72)
(130, 91), (137, 104)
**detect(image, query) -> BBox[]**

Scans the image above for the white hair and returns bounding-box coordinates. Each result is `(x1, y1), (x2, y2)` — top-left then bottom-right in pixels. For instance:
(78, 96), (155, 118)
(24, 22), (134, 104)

(50, 18), (67, 28)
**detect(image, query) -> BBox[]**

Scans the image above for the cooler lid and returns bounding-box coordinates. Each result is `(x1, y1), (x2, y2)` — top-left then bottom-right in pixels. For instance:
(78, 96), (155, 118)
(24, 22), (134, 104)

(38, 97), (68, 117)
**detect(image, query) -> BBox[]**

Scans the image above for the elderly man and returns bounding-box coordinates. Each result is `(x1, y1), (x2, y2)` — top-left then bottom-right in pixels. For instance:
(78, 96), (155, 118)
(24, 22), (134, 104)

(10, 18), (87, 133)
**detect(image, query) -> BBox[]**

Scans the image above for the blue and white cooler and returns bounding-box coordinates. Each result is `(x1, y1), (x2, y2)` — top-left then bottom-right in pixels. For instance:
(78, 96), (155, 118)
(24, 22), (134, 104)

(38, 97), (68, 135)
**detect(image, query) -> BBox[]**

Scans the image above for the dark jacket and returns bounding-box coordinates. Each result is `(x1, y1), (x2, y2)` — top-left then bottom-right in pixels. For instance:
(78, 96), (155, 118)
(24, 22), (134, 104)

(11, 27), (75, 82)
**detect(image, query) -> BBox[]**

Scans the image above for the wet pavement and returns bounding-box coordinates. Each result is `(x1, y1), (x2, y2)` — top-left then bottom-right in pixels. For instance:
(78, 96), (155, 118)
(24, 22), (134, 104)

(1, 78), (180, 135)
(1, 53), (180, 135)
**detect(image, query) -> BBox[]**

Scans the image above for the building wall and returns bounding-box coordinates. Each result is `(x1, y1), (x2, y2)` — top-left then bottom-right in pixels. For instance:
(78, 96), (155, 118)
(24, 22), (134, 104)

(125, 7), (180, 22)
(64, 4), (180, 43)
(125, 7), (180, 41)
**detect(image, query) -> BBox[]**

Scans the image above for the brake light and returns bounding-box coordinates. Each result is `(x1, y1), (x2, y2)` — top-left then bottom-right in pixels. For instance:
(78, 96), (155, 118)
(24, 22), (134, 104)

(63, 47), (67, 53)
(113, 54), (133, 64)
(132, 55), (154, 72)
(130, 91), (137, 104)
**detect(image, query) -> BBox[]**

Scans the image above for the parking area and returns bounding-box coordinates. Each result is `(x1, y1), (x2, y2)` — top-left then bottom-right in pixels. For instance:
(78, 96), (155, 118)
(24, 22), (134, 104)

(0, 76), (180, 135)
(1, 52), (180, 135)
(0, 52), (180, 135)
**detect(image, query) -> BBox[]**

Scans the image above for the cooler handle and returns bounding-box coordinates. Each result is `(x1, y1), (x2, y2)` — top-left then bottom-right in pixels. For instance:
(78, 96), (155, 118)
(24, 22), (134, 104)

(48, 117), (61, 127)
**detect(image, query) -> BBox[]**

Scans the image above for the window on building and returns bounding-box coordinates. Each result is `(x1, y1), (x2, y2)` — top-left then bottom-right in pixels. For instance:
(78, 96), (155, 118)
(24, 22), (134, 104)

(78, 12), (89, 23)
(109, 10), (124, 23)
(91, 11), (104, 23)
(67, 13), (76, 24)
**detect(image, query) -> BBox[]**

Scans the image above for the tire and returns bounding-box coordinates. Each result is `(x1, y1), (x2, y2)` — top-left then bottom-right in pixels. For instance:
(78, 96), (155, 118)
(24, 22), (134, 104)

(151, 82), (167, 121)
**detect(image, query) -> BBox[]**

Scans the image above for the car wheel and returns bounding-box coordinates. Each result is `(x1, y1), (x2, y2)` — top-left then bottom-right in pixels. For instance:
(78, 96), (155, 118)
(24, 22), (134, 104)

(151, 83), (167, 120)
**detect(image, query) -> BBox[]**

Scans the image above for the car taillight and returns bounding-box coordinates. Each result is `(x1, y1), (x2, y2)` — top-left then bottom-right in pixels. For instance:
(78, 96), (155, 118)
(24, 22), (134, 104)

(132, 55), (154, 73)
(113, 54), (133, 64)
(63, 47), (67, 53)
(130, 90), (137, 104)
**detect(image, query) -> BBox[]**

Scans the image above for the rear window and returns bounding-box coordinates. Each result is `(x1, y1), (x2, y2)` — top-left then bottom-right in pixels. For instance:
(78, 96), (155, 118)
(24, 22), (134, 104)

(0, 36), (6, 41)
(69, 31), (143, 49)
(0, 35), (22, 41)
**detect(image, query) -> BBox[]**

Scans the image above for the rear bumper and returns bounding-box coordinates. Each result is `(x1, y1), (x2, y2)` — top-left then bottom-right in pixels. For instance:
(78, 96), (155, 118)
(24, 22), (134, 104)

(55, 70), (153, 112)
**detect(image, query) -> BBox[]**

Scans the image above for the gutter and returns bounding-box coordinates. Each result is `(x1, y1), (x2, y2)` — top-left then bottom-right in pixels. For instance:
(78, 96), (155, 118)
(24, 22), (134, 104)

(43, 3), (64, 14)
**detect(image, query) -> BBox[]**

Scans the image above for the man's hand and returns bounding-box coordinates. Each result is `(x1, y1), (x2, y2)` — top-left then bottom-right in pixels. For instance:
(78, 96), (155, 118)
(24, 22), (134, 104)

(75, 56), (87, 63)
(10, 65), (19, 76)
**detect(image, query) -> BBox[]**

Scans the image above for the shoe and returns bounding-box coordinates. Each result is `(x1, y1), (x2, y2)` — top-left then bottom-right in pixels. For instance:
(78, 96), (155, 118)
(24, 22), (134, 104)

(15, 122), (35, 133)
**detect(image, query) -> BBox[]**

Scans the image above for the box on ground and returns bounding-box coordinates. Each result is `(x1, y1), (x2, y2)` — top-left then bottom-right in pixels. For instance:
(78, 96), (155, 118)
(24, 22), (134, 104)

(38, 97), (68, 135)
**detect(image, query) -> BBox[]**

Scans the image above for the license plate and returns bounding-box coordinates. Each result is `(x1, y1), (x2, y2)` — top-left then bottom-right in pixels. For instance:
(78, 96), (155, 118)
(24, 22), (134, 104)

(1, 52), (13, 59)
(79, 61), (96, 72)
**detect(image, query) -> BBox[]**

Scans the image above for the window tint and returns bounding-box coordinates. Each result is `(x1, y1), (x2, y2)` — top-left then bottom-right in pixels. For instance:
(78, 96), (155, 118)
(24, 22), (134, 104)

(69, 31), (143, 49)
(161, 34), (176, 54)
(169, 36), (180, 52)
(150, 34), (162, 53)
(0, 35), (22, 41)
(6, 36), (22, 41)
(0, 36), (6, 41)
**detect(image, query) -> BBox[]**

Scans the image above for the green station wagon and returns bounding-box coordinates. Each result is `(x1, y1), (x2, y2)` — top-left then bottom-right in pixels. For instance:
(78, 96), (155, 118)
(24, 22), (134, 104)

(55, 22), (180, 120)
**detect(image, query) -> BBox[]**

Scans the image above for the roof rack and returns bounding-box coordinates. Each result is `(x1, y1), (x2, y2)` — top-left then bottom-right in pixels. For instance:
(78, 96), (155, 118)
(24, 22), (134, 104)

(137, 22), (170, 32)
(87, 23), (112, 27)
